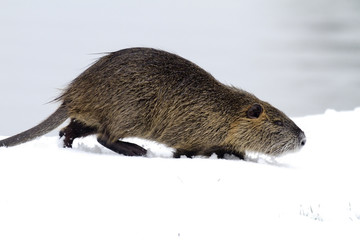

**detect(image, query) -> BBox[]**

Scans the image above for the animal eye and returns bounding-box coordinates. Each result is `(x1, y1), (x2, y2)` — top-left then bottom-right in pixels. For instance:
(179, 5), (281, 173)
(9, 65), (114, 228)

(274, 120), (283, 126)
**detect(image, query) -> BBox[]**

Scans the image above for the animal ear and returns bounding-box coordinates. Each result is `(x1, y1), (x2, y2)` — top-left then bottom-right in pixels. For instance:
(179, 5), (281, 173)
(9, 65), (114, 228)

(247, 103), (263, 119)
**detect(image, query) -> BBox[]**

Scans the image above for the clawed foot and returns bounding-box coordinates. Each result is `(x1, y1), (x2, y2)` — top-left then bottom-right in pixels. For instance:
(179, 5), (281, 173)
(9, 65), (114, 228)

(59, 119), (97, 148)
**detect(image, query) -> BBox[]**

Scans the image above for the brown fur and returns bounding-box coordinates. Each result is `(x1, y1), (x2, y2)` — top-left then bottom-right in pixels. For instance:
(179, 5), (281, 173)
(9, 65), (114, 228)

(0, 47), (306, 158)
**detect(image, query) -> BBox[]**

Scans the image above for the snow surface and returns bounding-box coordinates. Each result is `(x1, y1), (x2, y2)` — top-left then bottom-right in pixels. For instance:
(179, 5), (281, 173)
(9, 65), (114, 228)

(1, 108), (360, 239)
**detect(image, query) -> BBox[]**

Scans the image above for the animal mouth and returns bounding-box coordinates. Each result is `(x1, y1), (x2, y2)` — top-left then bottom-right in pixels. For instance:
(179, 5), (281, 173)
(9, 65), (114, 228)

(276, 139), (305, 157)
(266, 130), (307, 157)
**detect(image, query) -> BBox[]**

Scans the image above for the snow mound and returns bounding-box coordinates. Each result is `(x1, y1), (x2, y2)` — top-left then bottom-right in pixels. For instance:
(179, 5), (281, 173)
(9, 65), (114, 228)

(1, 108), (360, 240)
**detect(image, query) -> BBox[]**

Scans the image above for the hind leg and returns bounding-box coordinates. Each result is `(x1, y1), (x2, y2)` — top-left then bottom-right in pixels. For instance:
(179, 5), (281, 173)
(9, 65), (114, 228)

(97, 134), (147, 156)
(59, 119), (97, 148)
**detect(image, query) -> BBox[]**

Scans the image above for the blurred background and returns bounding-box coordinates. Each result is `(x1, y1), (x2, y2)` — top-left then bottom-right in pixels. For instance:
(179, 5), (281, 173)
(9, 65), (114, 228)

(1, 0), (359, 136)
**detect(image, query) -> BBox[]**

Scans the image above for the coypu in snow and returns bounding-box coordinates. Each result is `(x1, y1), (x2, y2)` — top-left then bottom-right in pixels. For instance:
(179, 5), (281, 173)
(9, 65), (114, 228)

(0, 47), (306, 159)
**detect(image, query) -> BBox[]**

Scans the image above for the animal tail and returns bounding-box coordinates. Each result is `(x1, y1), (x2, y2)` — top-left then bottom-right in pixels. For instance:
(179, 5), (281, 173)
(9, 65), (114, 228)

(0, 105), (68, 147)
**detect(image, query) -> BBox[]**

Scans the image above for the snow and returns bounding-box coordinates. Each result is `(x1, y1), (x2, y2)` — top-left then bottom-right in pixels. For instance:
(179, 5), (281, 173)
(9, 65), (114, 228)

(1, 108), (360, 239)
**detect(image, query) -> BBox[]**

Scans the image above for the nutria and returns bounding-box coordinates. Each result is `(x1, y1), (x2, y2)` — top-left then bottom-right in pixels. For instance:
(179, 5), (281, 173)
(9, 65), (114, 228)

(0, 47), (306, 159)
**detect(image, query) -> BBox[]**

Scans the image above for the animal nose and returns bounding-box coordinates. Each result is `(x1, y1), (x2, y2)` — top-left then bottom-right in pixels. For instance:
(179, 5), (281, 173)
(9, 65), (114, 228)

(299, 131), (306, 147)
(300, 138), (306, 146)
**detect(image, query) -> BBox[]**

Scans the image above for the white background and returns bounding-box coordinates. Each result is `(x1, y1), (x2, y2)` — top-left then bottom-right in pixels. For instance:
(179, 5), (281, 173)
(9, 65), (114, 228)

(1, 0), (360, 135)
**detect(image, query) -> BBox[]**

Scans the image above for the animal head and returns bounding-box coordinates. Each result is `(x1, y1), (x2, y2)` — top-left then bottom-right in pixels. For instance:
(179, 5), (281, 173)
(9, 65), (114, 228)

(226, 101), (306, 157)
